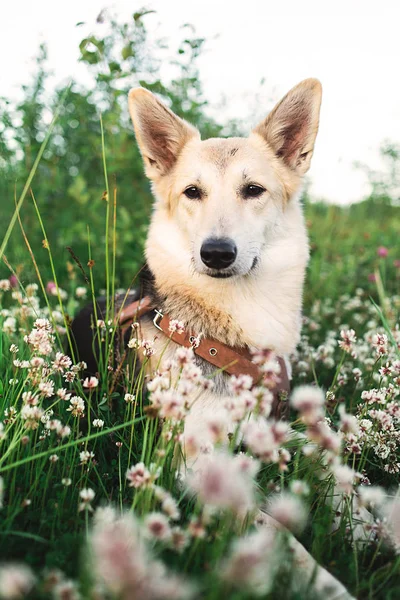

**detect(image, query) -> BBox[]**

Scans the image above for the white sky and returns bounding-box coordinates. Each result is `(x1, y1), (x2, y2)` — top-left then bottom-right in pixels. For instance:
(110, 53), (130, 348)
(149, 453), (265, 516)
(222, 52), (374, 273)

(2, 0), (400, 204)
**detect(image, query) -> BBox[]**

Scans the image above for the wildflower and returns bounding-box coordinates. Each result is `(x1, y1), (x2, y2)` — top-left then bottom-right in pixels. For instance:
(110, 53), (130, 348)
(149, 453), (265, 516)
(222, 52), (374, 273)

(62, 478), (72, 486)
(21, 405), (44, 430)
(331, 464), (356, 495)
(221, 528), (275, 595)
(63, 371), (76, 383)
(234, 454), (261, 478)
(338, 405), (360, 435)
(161, 496), (181, 521)
(22, 391), (38, 406)
(171, 527), (190, 552)
(90, 513), (194, 599)
(83, 376), (99, 389)
(56, 388), (71, 401)
(174, 347), (194, 367)
(168, 319), (185, 334)
(0, 564), (36, 599)
(30, 356), (44, 368)
(79, 488), (95, 511)
(357, 485), (386, 508)
(94, 506), (118, 526)
(290, 385), (325, 424)
(242, 418), (289, 463)
(144, 512), (171, 541)
(188, 451), (256, 514)
(141, 339), (155, 358)
(53, 580), (80, 600)
(268, 493), (307, 533)
(377, 246), (388, 258)
(93, 419), (104, 428)
(9, 344), (18, 354)
(38, 381), (55, 398)
(0, 279), (11, 291)
(49, 455), (59, 463)
(3, 317), (17, 334)
(46, 281), (57, 295)
(126, 462), (152, 489)
(75, 286), (87, 299)
(67, 396), (85, 417)
(79, 451), (95, 465)
(338, 329), (357, 356)
(124, 393), (135, 403)
(290, 480), (310, 496)
(52, 352), (72, 373)
(371, 333), (389, 356)
(188, 516), (206, 539)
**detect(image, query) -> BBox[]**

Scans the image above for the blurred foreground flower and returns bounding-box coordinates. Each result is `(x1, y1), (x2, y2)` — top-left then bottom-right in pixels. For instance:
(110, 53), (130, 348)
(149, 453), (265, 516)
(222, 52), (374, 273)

(0, 564), (35, 599)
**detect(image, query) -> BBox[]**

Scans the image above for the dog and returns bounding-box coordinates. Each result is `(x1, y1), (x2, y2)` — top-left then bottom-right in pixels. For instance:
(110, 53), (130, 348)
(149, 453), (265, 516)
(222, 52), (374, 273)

(72, 78), (322, 466)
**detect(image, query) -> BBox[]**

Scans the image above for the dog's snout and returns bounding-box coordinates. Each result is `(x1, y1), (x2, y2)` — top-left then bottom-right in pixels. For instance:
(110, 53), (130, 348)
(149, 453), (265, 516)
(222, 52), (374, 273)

(200, 238), (237, 270)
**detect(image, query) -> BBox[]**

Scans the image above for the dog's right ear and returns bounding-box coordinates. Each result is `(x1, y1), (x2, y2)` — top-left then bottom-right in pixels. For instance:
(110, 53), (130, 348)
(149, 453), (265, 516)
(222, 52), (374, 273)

(128, 88), (200, 180)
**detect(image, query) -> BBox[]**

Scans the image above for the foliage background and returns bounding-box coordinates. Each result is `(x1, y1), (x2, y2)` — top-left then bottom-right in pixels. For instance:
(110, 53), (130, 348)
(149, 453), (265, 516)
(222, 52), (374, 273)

(1, 11), (399, 305)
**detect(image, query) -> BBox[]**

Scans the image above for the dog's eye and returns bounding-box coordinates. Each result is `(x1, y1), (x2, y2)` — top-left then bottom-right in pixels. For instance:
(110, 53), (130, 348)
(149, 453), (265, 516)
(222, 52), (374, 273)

(183, 186), (202, 200)
(243, 184), (265, 198)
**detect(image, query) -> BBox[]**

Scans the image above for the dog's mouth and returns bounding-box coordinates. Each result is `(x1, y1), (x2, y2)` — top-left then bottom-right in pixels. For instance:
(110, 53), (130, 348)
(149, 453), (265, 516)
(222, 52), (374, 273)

(204, 257), (259, 279)
(208, 271), (235, 279)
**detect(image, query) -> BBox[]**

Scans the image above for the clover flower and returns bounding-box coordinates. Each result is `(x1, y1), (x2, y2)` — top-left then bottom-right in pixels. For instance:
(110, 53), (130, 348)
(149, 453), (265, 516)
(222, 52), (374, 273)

(67, 396), (85, 418)
(188, 451), (257, 514)
(0, 564), (36, 599)
(79, 488), (95, 512)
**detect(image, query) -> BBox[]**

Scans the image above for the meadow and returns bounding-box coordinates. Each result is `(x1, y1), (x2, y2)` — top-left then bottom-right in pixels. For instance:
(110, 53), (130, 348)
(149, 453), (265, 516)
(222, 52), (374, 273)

(0, 11), (400, 600)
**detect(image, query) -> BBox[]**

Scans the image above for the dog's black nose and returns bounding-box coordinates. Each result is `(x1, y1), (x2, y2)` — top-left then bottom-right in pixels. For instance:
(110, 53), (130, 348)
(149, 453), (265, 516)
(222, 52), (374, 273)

(200, 238), (237, 270)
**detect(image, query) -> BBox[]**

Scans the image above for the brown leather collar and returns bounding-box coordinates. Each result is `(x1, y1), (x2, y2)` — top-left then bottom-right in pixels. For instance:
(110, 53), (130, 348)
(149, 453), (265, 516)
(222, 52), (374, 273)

(117, 296), (290, 418)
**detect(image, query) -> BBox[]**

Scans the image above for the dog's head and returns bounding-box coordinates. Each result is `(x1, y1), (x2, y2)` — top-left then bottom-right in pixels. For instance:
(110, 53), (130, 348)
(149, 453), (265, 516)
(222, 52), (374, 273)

(128, 80), (322, 281)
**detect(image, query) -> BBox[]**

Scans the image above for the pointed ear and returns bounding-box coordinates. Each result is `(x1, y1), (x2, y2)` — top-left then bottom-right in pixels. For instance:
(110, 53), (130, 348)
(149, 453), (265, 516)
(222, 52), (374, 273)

(253, 79), (322, 175)
(128, 88), (200, 179)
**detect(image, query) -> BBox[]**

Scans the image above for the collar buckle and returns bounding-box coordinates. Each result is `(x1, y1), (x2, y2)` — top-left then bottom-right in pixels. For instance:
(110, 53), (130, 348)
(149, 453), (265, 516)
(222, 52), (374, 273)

(153, 309), (164, 331)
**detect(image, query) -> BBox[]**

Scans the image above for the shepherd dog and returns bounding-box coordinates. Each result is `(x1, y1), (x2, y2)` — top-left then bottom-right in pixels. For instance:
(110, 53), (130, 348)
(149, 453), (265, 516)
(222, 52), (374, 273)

(72, 78), (322, 466)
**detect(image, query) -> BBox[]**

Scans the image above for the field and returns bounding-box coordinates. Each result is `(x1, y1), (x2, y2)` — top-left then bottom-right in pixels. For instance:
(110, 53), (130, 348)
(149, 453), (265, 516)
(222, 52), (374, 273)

(1, 13), (400, 600)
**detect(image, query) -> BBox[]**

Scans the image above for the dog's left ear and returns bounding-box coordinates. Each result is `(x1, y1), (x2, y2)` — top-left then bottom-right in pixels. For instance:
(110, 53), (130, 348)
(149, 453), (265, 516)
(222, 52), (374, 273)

(253, 78), (322, 175)
(128, 88), (200, 179)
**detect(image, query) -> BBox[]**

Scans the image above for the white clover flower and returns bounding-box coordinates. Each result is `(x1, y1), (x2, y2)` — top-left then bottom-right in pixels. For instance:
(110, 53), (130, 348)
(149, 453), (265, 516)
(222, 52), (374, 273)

(79, 488), (95, 511)
(124, 393), (136, 403)
(188, 451), (256, 514)
(290, 480), (310, 496)
(0, 279), (11, 291)
(80, 450), (95, 465)
(3, 317), (17, 335)
(75, 286), (87, 299)
(126, 462), (152, 489)
(268, 493), (307, 533)
(67, 396), (85, 417)
(0, 564), (36, 598)
(93, 419), (104, 428)
(83, 376), (99, 389)
(168, 319), (185, 334)
(144, 512), (172, 541)
(291, 385), (325, 424)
